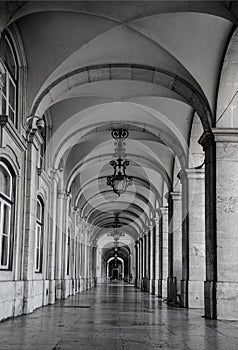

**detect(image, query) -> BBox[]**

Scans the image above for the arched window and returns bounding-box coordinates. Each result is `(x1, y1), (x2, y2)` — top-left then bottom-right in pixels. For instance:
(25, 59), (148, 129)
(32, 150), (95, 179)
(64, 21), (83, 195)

(35, 197), (44, 273)
(0, 33), (18, 126)
(0, 161), (15, 269)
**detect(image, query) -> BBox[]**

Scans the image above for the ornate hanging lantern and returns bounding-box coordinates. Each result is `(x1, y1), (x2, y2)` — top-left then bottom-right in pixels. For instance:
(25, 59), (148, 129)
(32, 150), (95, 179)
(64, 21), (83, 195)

(107, 129), (133, 196)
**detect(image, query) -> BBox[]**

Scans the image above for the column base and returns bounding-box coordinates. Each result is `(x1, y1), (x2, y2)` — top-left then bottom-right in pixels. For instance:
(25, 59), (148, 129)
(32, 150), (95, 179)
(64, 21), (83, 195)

(136, 279), (141, 289)
(140, 277), (150, 292)
(180, 280), (187, 307)
(181, 280), (205, 309)
(55, 279), (62, 300)
(142, 278), (147, 291)
(149, 279), (154, 294)
(167, 277), (177, 301)
(42, 280), (49, 305)
(158, 279), (163, 297)
(185, 280), (204, 309)
(204, 281), (216, 319)
(162, 279), (168, 299)
(48, 280), (55, 304)
(23, 281), (34, 314)
(216, 282), (238, 320)
(153, 279), (159, 296)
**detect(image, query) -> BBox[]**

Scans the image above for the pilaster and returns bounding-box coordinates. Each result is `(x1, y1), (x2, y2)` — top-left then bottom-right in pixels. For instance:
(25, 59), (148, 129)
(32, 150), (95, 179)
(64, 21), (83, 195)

(139, 237), (143, 290)
(154, 214), (162, 297)
(22, 127), (43, 314)
(160, 207), (168, 298)
(149, 224), (154, 294)
(179, 168), (205, 308)
(170, 191), (182, 297)
(55, 189), (67, 299)
(199, 128), (238, 319)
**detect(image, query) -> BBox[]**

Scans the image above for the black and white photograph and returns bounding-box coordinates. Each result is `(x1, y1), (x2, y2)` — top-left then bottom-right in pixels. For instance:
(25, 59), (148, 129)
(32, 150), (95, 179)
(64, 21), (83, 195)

(0, 1), (238, 349)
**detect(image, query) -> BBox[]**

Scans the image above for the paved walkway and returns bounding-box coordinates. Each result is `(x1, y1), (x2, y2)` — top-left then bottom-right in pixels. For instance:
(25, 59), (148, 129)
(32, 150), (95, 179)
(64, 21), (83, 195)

(1, 282), (238, 349)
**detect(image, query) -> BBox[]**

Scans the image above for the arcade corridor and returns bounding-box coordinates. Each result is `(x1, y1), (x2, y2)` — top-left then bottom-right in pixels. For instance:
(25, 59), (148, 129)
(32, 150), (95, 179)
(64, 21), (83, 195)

(2, 4), (238, 344)
(0, 282), (238, 350)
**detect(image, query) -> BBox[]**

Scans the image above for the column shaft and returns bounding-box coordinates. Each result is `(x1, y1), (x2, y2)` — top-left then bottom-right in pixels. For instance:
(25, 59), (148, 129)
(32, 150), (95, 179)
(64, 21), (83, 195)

(199, 131), (217, 318)
(149, 226), (154, 293)
(161, 208), (168, 298)
(182, 169), (205, 308)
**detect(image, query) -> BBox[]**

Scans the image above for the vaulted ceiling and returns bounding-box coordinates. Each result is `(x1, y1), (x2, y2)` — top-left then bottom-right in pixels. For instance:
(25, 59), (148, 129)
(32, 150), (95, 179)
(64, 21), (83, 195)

(4, 1), (235, 249)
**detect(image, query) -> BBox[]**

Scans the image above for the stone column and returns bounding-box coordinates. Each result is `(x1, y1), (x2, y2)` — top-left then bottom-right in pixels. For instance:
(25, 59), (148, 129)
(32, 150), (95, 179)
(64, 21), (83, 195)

(180, 169), (205, 308)
(200, 129), (238, 320)
(134, 241), (139, 287)
(61, 193), (71, 298)
(80, 242), (83, 289)
(55, 188), (66, 299)
(75, 236), (80, 291)
(160, 207), (169, 298)
(139, 237), (143, 289)
(165, 192), (178, 301)
(171, 192), (182, 297)
(147, 229), (151, 292)
(149, 224), (155, 294)
(154, 215), (161, 297)
(143, 232), (148, 291)
(137, 240), (140, 287)
(166, 193), (173, 278)
(92, 246), (97, 286)
(143, 234), (147, 279)
(199, 131), (216, 319)
(22, 129), (42, 313)
(179, 171), (189, 308)
(71, 207), (78, 294)
(96, 246), (101, 284)
(84, 243), (88, 289)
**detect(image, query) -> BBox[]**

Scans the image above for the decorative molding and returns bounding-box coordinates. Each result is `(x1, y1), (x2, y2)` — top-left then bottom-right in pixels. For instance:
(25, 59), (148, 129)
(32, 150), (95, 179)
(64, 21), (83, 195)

(184, 168), (205, 180)
(160, 206), (168, 216)
(170, 191), (181, 201)
(212, 128), (238, 142)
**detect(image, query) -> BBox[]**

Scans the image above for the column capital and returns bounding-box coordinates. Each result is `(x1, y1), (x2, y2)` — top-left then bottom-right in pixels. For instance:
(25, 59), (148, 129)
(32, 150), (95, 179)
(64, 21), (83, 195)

(170, 191), (181, 201)
(184, 168), (205, 180)
(58, 190), (67, 199)
(199, 128), (238, 149)
(50, 168), (61, 183)
(177, 169), (187, 183)
(212, 128), (238, 142)
(165, 192), (171, 201)
(154, 217), (160, 225)
(198, 129), (214, 148)
(160, 206), (168, 215)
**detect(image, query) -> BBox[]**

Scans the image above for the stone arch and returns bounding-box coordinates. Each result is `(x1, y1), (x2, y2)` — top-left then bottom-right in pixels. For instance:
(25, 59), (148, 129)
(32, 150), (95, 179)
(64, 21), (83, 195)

(31, 64), (212, 130)
(216, 26), (238, 128)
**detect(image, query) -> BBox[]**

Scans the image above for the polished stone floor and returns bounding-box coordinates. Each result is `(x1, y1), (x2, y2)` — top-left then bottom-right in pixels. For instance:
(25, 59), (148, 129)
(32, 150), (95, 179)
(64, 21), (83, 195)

(1, 282), (238, 350)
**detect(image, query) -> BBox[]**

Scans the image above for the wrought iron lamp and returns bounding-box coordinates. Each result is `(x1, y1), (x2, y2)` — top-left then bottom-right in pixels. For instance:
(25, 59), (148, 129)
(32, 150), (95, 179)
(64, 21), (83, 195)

(107, 212), (125, 253)
(107, 213), (125, 245)
(107, 129), (133, 196)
